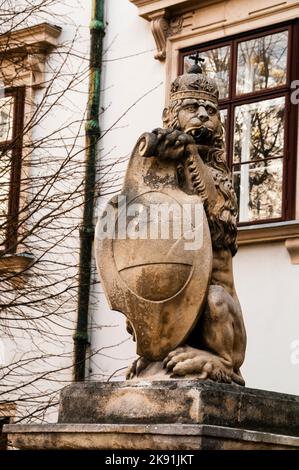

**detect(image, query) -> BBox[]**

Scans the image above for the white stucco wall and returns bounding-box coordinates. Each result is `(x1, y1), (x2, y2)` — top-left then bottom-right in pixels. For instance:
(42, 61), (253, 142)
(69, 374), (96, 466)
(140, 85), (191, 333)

(90, 0), (299, 396)
(89, 0), (164, 380)
(1, 0), (91, 422)
(235, 243), (299, 395)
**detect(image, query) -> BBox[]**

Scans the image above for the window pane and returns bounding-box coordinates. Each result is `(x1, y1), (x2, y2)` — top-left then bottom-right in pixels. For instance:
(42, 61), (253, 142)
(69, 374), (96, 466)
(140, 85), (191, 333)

(233, 96), (285, 164)
(0, 96), (14, 143)
(0, 150), (11, 245)
(183, 45), (230, 99)
(233, 158), (283, 223)
(219, 108), (228, 148)
(236, 31), (288, 95)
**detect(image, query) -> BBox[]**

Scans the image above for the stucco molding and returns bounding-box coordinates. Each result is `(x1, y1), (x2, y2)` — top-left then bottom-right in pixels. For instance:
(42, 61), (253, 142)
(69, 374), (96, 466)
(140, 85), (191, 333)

(0, 23), (61, 87)
(238, 221), (299, 245)
(129, 0), (203, 19)
(238, 221), (299, 263)
(285, 238), (299, 264)
(130, 0), (195, 60)
(0, 403), (16, 420)
(149, 11), (184, 60)
(0, 252), (34, 284)
(150, 11), (169, 60)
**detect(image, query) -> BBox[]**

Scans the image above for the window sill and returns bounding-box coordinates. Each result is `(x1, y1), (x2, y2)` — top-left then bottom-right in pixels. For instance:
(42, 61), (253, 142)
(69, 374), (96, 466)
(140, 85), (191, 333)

(0, 403), (15, 420)
(237, 220), (299, 245)
(237, 221), (299, 264)
(0, 252), (34, 275)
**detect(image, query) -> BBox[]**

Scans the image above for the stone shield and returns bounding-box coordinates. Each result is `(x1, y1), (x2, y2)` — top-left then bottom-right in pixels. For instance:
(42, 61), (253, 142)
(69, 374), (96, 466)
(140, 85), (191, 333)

(95, 134), (212, 360)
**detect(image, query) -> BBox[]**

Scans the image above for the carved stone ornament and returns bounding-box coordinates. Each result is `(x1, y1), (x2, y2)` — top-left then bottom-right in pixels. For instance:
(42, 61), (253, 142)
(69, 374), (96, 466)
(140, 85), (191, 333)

(150, 15), (169, 60)
(95, 65), (247, 386)
(150, 13), (183, 61)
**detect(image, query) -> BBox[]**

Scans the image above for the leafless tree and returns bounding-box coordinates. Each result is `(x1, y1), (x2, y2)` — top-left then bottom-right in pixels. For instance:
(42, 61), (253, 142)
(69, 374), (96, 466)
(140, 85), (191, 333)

(0, 0), (135, 424)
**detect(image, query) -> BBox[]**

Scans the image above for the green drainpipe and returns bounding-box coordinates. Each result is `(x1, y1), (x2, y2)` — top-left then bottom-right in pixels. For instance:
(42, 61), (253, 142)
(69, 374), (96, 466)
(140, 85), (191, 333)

(73, 0), (105, 381)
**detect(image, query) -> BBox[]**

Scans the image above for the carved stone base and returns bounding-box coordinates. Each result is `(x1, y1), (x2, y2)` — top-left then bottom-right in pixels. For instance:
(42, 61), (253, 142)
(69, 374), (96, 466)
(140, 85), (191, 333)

(4, 381), (299, 450)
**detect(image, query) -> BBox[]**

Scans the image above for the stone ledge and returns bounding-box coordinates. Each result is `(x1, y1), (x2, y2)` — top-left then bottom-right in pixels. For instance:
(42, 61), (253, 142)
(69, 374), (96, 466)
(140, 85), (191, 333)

(0, 23), (62, 87)
(129, 1), (204, 19)
(0, 403), (15, 419)
(237, 221), (299, 246)
(4, 381), (299, 450)
(0, 252), (34, 275)
(4, 423), (299, 450)
(0, 253), (34, 287)
(57, 381), (299, 437)
(0, 23), (62, 55)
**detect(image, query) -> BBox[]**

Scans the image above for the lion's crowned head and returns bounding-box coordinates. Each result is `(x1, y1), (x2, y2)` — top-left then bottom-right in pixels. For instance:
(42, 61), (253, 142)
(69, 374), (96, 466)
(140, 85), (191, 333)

(163, 69), (224, 149)
(163, 66), (238, 256)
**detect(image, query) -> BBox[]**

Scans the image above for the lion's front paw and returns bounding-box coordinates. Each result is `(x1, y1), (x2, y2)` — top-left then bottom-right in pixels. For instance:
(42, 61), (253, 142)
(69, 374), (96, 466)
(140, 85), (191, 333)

(126, 356), (150, 380)
(163, 346), (232, 383)
(151, 128), (194, 161)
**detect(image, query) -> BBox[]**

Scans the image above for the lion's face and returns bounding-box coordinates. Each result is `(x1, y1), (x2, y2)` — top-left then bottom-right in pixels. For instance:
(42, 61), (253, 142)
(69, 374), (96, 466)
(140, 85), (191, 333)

(176, 98), (220, 145)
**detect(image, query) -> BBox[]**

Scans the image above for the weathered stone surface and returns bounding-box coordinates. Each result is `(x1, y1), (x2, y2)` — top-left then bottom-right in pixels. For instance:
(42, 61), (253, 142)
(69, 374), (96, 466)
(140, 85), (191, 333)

(58, 381), (299, 438)
(4, 381), (299, 450)
(95, 138), (212, 362)
(95, 63), (246, 385)
(4, 423), (299, 450)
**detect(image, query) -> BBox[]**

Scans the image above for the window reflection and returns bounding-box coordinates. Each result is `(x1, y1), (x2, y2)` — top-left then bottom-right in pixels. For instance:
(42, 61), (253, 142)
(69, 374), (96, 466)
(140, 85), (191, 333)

(181, 26), (292, 225)
(237, 31), (288, 95)
(233, 97), (285, 164)
(219, 108), (227, 148)
(233, 159), (283, 222)
(184, 45), (230, 99)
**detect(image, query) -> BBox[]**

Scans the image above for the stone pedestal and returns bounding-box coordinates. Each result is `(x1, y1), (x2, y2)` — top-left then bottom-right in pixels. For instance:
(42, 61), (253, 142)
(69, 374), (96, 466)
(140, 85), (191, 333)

(4, 381), (299, 450)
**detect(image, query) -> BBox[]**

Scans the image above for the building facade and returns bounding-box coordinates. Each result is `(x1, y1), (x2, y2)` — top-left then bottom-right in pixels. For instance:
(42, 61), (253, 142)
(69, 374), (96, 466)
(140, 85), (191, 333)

(92, 0), (299, 396)
(0, 0), (299, 426)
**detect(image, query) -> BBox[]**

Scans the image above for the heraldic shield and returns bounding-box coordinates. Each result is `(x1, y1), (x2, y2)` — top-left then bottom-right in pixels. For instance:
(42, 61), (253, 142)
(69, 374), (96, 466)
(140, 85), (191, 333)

(95, 133), (212, 361)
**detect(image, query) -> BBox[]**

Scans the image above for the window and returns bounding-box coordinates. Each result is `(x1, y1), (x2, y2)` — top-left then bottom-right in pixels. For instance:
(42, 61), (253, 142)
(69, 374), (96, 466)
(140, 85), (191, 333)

(180, 22), (298, 225)
(0, 87), (25, 252)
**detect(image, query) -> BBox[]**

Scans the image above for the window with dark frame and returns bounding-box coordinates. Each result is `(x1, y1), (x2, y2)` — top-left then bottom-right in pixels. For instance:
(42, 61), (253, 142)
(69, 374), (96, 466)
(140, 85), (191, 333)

(0, 86), (25, 253)
(180, 22), (298, 226)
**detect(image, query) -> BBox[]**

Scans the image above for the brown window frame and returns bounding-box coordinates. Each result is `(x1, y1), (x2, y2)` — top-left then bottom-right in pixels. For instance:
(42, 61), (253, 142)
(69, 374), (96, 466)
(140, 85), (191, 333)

(179, 20), (299, 227)
(0, 86), (25, 253)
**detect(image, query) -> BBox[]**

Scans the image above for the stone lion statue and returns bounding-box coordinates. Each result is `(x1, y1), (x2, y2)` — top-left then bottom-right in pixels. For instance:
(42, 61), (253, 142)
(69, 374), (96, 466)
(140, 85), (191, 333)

(126, 64), (247, 385)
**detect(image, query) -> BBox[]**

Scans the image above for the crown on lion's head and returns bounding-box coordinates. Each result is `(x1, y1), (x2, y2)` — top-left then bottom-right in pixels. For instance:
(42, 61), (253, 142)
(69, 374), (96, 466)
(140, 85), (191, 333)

(169, 72), (219, 106)
(163, 69), (223, 149)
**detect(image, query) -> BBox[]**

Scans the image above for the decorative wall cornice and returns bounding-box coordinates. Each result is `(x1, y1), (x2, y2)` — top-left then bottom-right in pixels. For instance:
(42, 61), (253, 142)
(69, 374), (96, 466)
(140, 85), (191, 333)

(0, 23), (61, 53)
(129, 0), (200, 19)
(0, 23), (61, 87)
(130, 0), (198, 60)
(150, 12), (183, 60)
